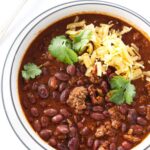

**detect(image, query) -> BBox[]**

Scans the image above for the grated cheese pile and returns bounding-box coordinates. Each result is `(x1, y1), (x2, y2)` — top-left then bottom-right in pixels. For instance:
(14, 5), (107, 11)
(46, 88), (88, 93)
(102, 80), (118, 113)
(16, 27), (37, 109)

(66, 20), (149, 81)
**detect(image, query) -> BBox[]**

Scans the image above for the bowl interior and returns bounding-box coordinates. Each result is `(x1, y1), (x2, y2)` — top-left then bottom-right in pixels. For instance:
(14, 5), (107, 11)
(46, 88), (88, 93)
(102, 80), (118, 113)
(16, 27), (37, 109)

(8, 1), (150, 149)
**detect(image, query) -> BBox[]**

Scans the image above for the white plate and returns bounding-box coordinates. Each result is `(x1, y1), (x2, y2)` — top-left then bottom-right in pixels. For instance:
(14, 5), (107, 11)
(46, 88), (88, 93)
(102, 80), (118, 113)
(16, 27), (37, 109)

(1, 0), (150, 149)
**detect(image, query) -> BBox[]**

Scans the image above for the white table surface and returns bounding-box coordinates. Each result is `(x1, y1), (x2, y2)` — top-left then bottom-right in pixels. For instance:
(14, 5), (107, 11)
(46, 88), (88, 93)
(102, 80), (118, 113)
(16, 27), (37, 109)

(0, 0), (150, 149)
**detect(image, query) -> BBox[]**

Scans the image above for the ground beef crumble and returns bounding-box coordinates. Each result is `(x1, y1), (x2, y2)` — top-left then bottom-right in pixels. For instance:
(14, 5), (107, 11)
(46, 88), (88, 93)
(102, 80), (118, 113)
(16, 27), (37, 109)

(123, 134), (141, 143)
(67, 86), (88, 114)
(87, 85), (104, 105)
(95, 121), (116, 138)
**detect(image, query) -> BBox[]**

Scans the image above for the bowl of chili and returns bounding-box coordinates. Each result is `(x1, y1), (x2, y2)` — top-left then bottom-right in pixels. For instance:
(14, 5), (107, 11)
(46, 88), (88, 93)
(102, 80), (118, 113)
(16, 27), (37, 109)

(2, 1), (150, 150)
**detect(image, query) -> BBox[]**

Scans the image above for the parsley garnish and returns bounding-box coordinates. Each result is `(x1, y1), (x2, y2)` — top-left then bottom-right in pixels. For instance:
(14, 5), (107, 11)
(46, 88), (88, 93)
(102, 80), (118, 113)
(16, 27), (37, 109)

(22, 63), (42, 80)
(48, 35), (78, 64)
(108, 76), (136, 105)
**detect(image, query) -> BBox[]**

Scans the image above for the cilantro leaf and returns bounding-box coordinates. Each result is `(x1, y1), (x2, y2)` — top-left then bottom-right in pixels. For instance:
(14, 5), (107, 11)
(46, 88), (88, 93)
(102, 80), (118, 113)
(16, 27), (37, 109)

(22, 63), (42, 80)
(109, 76), (136, 105)
(124, 83), (136, 105)
(73, 29), (93, 53)
(109, 89), (125, 105)
(48, 35), (78, 64)
(110, 76), (129, 89)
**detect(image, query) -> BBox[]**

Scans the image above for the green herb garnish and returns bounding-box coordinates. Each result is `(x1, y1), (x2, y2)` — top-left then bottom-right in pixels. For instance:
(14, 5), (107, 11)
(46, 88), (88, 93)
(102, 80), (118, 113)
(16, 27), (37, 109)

(22, 63), (42, 80)
(72, 29), (93, 53)
(108, 76), (136, 105)
(48, 35), (78, 64)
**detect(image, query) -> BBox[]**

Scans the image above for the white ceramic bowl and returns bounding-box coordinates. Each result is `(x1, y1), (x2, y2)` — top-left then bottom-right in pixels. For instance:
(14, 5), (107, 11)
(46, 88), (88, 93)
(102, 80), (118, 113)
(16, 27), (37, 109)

(1, 1), (150, 149)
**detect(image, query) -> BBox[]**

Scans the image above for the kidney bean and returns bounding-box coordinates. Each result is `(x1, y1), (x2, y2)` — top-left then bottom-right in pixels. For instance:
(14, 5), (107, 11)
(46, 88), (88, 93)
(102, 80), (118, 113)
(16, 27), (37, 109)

(57, 143), (68, 150)
(55, 72), (70, 81)
(117, 146), (125, 150)
(121, 123), (127, 133)
(44, 108), (58, 117)
(137, 106), (146, 116)
(38, 84), (49, 99)
(80, 127), (90, 136)
(137, 117), (147, 126)
(27, 93), (36, 104)
(48, 76), (59, 90)
(92, 106), (104, 112)
(77, 80), (84, 86)
(77, 122), (84, 129)
(110, 143), (116, 150)
(103, 110), (109, 117)
(52, 91), (60, 100)
(31, 107), (39, 117)
(68, 137), (79, 150)
(56, 125), (69, 134)
(59, 82), (68, 92)
(87, 137), (94, 147)
(40, 116), (49, 128)
(40, 129), (52, 141)
(33, 120), (41, 132)
(52, 114), (63, 123)
(122, 141), (132, 150)
(118, 105), (128, 115)
(48, 137), (57, 147)
(130, 125), (143, 135)
(127, 109), (137, 124)
(69, 126), (77, 137)
(66, 65), (76, 76)
(93, 139), (100, 150)
(60, 88), (70, 103)
(60, 108), (71, 117)
(90, 112), (104, 120)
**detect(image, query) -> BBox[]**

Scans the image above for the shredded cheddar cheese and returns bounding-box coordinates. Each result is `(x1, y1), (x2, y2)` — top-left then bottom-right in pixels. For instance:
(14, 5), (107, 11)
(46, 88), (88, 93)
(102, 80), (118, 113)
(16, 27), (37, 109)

(66, 21), (149, 81)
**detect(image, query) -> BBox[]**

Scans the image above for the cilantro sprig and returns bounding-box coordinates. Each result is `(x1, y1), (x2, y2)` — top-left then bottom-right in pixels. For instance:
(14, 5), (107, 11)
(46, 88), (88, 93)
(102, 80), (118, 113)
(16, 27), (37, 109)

(108, 76), (136, 105)
(22, 63), (42, 80)
(48, 35), (78, 64)
(72, 29), (93, 53)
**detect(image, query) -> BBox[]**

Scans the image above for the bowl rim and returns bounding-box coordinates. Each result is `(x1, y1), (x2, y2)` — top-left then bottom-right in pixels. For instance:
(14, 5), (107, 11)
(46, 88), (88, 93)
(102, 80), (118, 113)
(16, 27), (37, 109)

(1, 0), (150, 150)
